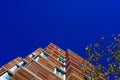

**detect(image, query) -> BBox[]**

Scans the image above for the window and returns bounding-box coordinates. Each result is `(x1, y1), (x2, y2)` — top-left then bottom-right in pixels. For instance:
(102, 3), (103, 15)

(54, 68), (65, 79)
(59, 72), (64, 78)
(0, 72), (11, 80)
(35, 56), (40, 61)
(60, 65), (66, 71)
(29, 54), (35, 58)
(40, 52), (49, 59)
(18, 61), (27, 67)
(9, 65), (18, 73)
(58, 56), (66, 65)
(58, 48), (62, 51)
(56, 69), (59, 75)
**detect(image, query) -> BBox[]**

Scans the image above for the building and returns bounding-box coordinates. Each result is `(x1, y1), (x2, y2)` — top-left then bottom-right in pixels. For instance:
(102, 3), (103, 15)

(0, 43), (105, 80)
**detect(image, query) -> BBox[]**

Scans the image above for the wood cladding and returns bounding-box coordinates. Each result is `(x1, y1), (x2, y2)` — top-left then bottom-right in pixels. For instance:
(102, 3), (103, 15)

(0, 43), (105, 80)
(3, 57), (22, 69)
(26, 62), (62, 80)
(10, 68), (35, 80)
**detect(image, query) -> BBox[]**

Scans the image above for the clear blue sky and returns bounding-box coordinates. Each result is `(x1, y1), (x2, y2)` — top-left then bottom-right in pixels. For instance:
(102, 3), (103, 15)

(0, 0), (120, 69)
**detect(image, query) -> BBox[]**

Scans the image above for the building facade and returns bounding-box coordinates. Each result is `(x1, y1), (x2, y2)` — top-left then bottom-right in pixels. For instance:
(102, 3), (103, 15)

(0, 43), (105, 80)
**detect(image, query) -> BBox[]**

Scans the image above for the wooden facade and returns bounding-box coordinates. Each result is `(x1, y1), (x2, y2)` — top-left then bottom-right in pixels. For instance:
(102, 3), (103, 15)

(0, 43), (105, 80)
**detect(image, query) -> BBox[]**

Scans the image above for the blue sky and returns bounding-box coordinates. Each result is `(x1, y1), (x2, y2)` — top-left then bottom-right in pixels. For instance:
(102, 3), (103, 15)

(0, 0), (120, 69)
